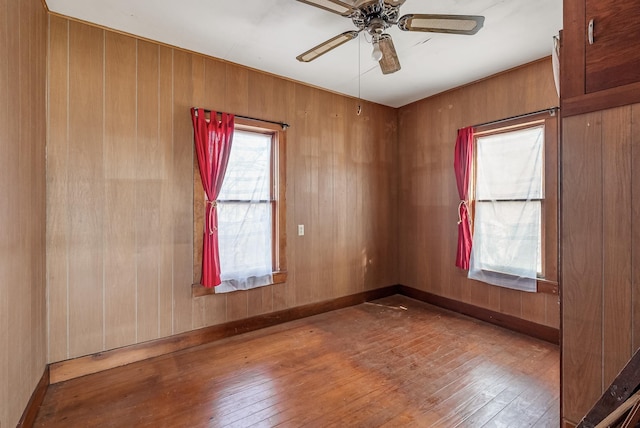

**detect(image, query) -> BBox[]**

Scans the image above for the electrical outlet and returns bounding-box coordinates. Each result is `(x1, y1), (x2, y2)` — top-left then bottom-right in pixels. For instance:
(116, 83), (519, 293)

(298, 224), (304, 236)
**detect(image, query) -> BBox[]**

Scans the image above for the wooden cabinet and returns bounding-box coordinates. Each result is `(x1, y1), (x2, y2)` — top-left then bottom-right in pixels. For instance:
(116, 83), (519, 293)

(584, 0), (640, 93)
(561, 0), (640, 116)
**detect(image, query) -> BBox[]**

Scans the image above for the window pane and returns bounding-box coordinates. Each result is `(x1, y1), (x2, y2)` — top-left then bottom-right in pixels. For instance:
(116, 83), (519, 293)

(473, 200), (541, 275)
(218, 130), (271, 201)
(218, 202), (272, 280)
(476, 126), (544, 200)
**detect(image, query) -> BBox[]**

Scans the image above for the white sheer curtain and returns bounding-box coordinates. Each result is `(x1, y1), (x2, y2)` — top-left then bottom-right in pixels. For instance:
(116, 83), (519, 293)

(468, 125), (544, 292)
(215, 130), (273, 294)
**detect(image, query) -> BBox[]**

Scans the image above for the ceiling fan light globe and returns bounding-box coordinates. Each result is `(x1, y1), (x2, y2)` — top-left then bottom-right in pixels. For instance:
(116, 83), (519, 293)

(371, 43), (383, 61)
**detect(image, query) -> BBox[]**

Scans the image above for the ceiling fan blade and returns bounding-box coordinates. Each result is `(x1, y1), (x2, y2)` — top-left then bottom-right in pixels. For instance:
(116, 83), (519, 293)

(398, 14), (485, 35)
(296, 0), (357, 17)
(378, 34), (401, 75)
(384, 0), (406, 6)
(296, 31), (359, 63)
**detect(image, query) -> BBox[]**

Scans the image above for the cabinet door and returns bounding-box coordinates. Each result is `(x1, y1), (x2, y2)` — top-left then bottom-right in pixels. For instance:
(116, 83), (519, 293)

(585, 0), (640, 93)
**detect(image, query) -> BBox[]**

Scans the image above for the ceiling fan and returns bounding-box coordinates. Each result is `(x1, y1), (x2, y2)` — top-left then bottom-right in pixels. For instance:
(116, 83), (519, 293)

(295, 0), (485, 75)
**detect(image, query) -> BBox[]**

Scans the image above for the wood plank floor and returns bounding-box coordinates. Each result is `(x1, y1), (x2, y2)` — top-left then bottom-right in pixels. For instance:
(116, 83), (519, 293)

(34, 295), (559, 427)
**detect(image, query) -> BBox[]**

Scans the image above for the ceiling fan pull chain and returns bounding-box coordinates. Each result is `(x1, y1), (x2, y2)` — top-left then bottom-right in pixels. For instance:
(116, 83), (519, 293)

(357, 33), (362, 116)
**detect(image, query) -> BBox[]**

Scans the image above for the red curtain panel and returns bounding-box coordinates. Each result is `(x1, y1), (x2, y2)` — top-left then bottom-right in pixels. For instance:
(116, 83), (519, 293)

(191, 108), (235, 287)
(454, 126), (474, 270)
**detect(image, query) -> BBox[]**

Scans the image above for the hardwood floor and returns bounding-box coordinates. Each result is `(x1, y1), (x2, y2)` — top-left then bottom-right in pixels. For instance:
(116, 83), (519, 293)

(34, 295), (559, 427)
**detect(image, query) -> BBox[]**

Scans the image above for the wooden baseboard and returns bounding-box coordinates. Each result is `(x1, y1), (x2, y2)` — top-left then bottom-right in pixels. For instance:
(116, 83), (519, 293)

(49, 283), (560, 384)
(50, 286), (398, 384)
(397, 285), (560, 345)
(17, 365), (49, 427)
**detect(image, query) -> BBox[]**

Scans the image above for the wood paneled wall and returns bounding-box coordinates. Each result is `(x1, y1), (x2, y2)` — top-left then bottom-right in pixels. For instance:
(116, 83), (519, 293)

(397, 59), (560, 329)
(46, 16), (398, 363)
(0, 0), (48, 426)
(561, 103), (640, 424)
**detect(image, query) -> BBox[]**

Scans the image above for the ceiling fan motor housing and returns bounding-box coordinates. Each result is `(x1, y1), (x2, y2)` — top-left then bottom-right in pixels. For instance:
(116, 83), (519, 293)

(351, 0), (401, 35)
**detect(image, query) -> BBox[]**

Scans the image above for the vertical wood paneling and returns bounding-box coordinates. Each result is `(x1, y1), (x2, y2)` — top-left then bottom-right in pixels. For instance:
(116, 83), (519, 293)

(273, 80), (297, 312)
(225, 63), (249, 116)
(248, 72), (278, 122)
(226, 291), (248, 322)
(157, 45), (175, 338)
(1, 0), (47, 426)
(561, 103), (640, 423)
(633, 104), (640, 351)
(333, 96), (351, 298)
(381, 103), (399, 288)
(546, 294), (560, 328)
(104, 33), (137, 179)
(561, 112), (603, 422)
(204, 58), (226, 109)
(521, 292), (547, 326)
(136, 40), (161, 343)
(499, 288), (523, 319)
(5, 8), (22, 416)
(0, 2), (14, 425)
(397, 59), (560, 328)
(397, 105), (418, 288)
(561, 104), (640, 422)
(171, 50), (194, 334)
(67, 21), (105, 358)
(0, 0), (9, 422)
(104, 180), (137, 348)
(104, 32), (137, 349)
(46, 15), (69, 363)
(293, 84), (320, 306)
(204, 293), (226, 327)
(601, 106), (632, 385)
(316, 91), (336, 300)
(47, 17), (398, 364)
(364, 102), (397, 291)
(341, 104), (361, 295)
(137, 41), (162, 181)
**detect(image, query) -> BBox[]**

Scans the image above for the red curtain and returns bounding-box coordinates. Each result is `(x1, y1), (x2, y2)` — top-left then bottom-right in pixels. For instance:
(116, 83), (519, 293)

(454, 126), (474, 270)
(191, 108), (235, 287)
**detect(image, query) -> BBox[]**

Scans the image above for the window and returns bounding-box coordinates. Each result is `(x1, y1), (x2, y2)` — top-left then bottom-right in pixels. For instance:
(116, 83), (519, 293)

(193, 118), (286, 296)
(468, 111), (558, 293)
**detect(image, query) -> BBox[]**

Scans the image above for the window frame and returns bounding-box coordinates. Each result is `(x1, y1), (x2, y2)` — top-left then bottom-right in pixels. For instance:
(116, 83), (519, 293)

(471, 111), (559, 294)
(192, 117), (287, 297)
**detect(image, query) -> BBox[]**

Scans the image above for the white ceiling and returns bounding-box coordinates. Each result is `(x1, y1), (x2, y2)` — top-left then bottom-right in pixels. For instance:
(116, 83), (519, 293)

(45, 0), (563, 108)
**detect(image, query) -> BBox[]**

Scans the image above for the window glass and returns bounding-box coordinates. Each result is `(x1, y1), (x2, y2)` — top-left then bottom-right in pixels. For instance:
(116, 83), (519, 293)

(476, 126), (544, 200)
(217, 130), (274, 293)
(469, 123), (545, 291)
(218, 130), (271, 201)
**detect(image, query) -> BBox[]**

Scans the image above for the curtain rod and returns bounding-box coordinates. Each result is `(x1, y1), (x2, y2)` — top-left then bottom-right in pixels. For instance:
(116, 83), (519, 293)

(470, 107), (559, 130)
(195, 108), (290, 130)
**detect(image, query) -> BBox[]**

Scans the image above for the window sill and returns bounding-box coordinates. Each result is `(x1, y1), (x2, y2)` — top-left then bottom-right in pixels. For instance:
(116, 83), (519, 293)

(476, 269), (559, 296)
(536, 279), (559, 295)
(192, 271), (288, 298)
